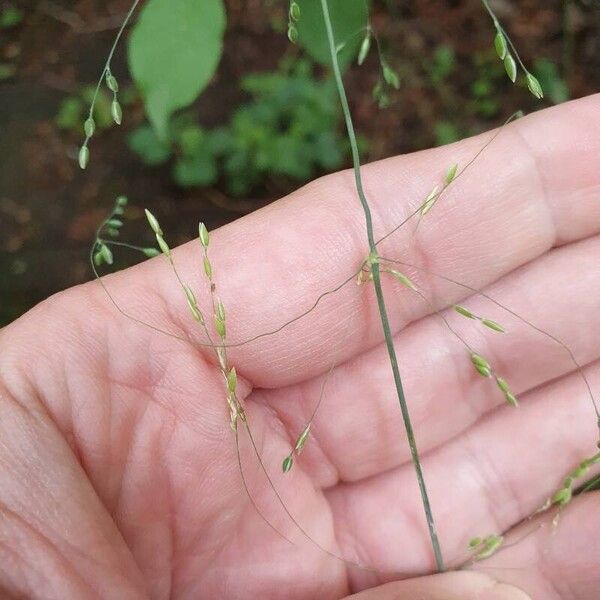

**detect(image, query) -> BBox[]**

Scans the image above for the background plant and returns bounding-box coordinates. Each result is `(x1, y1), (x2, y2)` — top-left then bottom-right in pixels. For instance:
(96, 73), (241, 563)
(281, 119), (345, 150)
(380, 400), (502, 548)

(2, 1), (597, 325)
(127, 58), (352, 195)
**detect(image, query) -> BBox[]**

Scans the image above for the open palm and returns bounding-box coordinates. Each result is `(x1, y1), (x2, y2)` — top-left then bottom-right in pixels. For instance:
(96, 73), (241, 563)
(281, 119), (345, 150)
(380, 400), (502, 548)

(1, 96), (599, 600)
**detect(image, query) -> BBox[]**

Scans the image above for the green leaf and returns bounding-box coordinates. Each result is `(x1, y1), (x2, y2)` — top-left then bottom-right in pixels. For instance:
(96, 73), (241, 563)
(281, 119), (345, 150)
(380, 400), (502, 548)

(296, 0), (369, 69)
(178, 125), (205, 156)
(532, 58), (568, 104)
(434, 120), (461, 146)
(127, 125), (172, 165)
(56, 97), (84, 131)
(173, 154), (218, 188)
(426, 44), (456, 84)
(0, 7), (23, 29)
(128, 0), (226, 139)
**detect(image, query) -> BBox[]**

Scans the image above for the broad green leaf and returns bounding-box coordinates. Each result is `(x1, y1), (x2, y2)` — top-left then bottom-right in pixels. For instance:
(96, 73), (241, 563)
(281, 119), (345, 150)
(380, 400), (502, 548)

(296, 0), (369, 69)
(128, 0), (226, 139)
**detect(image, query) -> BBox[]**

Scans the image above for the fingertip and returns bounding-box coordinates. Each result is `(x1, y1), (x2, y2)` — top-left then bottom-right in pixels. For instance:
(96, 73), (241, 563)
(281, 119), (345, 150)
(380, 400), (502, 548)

(343, 572), (531, 600)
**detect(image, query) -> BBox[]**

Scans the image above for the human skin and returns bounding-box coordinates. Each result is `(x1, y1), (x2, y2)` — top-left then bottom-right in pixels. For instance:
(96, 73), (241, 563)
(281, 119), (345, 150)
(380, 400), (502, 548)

(0, 95), (599, 599)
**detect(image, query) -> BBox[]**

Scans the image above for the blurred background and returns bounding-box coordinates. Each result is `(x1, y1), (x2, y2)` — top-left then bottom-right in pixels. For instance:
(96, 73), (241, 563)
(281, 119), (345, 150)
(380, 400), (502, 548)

(1, 0), (598, 325)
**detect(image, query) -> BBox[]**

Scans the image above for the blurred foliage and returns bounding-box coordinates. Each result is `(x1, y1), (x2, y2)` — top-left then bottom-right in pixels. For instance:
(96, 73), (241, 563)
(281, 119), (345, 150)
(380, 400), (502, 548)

(128, 59), (350, 196)
(469, 49), (505, 119)
(434, 121), (462, 146)
(0, 5), (22, 80)
(0, 5), (22, 29)
(533, 58), (569, 104)
(0, 62), (15, 80)
(128, 0), (226, 138)
(425, 45), (456, 86)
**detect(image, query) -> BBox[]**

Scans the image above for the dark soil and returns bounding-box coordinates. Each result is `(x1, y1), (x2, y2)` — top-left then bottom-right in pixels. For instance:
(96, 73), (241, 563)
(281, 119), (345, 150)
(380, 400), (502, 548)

(1, 0), (598, 325)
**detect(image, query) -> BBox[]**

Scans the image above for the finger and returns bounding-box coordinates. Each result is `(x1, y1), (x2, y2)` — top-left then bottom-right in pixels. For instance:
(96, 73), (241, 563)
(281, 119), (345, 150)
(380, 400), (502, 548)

(471, 492), (600, 600)
(259, 234), (600, 485)
(90, 95), (600, 386)
(344, 572), (531, 600)
(324, 359), (600, 588)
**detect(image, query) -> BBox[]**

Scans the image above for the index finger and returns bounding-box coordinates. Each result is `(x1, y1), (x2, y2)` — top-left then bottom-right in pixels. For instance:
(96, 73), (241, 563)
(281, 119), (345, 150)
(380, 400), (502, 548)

(96, 94), (600, 387)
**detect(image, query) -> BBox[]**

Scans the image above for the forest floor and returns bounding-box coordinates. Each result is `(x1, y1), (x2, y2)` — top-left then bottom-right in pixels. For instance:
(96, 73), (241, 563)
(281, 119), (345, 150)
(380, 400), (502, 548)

(1, 0), (598, 324)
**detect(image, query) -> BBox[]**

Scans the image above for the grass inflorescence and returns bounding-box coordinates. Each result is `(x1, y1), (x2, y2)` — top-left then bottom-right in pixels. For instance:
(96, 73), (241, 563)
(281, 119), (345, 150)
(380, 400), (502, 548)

(85, 0), (600, 580)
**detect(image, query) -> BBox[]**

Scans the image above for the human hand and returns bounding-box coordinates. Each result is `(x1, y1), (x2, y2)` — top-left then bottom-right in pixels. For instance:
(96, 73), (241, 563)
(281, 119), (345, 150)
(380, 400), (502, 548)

(0, 95), (599, 599)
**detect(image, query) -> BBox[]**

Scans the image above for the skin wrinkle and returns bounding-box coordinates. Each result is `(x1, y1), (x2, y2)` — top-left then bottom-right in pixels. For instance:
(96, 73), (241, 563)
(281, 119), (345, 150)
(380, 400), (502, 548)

(536, 542), (568, 600)
(122, 403), (175, 597)
(509, 126), (558, 249)
(0, 404), (144, 595)
(164, 450), (176, 600)
(459, 430), (521, 540)
(0, 501), (98, 597)
(0, 538), (37, 598)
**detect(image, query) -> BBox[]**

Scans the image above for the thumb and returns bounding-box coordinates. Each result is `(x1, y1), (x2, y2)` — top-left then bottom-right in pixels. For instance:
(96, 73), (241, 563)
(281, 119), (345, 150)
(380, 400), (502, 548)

(344, 572), (531, 600)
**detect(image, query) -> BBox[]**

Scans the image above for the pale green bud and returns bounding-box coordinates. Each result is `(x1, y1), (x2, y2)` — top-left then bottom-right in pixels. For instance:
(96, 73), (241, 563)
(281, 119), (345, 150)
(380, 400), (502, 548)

(282, 455), (294, 473)
(289, 1), (300, 21)
(142, 247), (160, 258)
(287, 24), (298, 44)
(552, 487), (572, 506)
(78, 145), (90, 169)
(183, 285), (197, 307)
(156, 234), (170, 257)
(111, 99), (122, 125)
(494, 31), (507, 60)
(504, 53), (517, 83)
(481, 319), (505, 333)
(203, 256), (212, 280)
(217, 299), (226, 321)
(84, 117), (95, 138)
(227, 367), (237, 393)
(382, 63), (400, 89)
(215, 315), (226, 339)
(144, 209), (162, 235)
(474, 535), (503, 560)
(294, 424), (311, 453)
(358, 32), (371, 66)
(421, 186), (440, 216)
(389, 270), (417, 291)
(525, 72), (544, 100)
(445, 163), (458, 184)
(199, 222), (209, 248)
(454, 305), (476, 319)
(106, 73), (119, 92)
(100, 243), (113, 265)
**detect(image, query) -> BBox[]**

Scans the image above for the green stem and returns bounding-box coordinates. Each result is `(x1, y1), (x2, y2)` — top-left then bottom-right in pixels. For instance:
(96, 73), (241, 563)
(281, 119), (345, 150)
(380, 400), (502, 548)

(319, 0), (444, 572)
